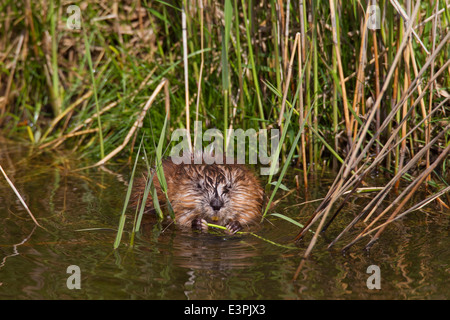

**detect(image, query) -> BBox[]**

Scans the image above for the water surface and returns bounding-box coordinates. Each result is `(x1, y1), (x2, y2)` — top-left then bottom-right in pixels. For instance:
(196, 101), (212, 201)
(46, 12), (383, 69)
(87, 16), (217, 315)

(1, 137), (449, 299)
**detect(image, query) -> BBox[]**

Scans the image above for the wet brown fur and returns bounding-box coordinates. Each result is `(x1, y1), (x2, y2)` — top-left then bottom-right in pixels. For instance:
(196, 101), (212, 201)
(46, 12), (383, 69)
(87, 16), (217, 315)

(132, 159), (265, 231)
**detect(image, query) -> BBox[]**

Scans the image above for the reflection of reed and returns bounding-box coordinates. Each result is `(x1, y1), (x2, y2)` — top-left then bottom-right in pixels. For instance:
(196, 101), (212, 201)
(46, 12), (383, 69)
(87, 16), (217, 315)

(172, 233), (261, 300)
(140, 217), (259, 271)
(0, 137), (42, 228)
(138, 217), (262, 299)
(0, 225), (36, 270)
(174, 234), (259, 270)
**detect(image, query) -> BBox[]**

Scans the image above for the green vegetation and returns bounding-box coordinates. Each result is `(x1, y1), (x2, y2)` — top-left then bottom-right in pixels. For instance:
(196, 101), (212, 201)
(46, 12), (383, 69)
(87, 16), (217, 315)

(1, 1), (449, 254)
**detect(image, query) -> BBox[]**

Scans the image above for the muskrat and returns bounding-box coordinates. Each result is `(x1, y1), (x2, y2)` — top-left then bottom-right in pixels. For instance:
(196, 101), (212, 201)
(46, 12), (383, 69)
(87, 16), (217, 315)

(132, 158), (265, 233)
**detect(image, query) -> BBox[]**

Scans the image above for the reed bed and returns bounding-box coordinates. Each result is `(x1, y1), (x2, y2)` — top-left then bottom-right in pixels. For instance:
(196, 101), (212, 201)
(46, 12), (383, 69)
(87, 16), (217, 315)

(0, 1), (449, 257)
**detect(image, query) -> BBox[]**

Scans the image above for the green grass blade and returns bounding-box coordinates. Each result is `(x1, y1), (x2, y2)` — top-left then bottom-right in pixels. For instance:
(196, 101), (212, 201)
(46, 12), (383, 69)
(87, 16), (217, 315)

(242, 0), (266, 129)
(114, 136), (144, 249)
(83, 30), (105, 159)
(263, 104), (313, 218)
(154, 112), (174, 219)
(270, 213), (305, 229)
(155, 113), (169, 193)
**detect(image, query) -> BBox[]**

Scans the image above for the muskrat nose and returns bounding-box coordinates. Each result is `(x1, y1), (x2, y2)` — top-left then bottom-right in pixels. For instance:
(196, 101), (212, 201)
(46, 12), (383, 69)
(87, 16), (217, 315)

(210, 198), (223, 211)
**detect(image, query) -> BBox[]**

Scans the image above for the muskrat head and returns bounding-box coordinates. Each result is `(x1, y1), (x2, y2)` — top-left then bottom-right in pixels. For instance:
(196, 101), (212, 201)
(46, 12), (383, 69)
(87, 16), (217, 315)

(170, 163), (264, 229)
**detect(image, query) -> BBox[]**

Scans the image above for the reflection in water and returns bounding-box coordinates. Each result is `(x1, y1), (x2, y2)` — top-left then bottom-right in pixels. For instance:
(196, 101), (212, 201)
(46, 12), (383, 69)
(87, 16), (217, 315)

(0, 226), (36, 270)
(169, 234), (258, 270)
(138, 218), (263, 299)
(176, 236), (258, 300)
(140, 217), (259, 269)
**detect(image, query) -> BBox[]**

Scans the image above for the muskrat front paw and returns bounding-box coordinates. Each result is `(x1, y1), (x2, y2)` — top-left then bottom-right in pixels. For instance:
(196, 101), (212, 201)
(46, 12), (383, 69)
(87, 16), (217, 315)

(191, 218), (208, 232)
(226, 221), (242, 234)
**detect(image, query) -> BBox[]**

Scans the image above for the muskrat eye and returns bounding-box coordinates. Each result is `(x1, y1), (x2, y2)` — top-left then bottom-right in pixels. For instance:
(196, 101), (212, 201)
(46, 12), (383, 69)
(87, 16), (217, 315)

(222, 184), (232, 194)
(196, 182), (203, 189)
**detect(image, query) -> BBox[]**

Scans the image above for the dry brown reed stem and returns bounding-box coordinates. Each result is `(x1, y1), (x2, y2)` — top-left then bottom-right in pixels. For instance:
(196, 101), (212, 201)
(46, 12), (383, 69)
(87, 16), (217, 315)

(294, 148), (353, 242)
(277, 33), (300, 128)
(43, 129), (99, 149)
(343, 46), (390, 84)
(40, 100), (117, 150)
(283, 0), (291, 79)
(297, 34), (307, 189)
(337, 6), (420, 187)
(350, 7), (370, 139)
(294, 1), (421, 259)
(328, 0), (351, 145)
(363, 124), (449, 220)
(389, 0), (429, 54)
(91, 78), (169, 168)
(326, 90), (450, 248)
(294, 143), (358, 242)
(0, 164), (42, 228)
(372, 29), (381, 157)
(41, 90), (94, 142)
(164, 77), (170, 123)
(395, 35), (412, 191)
(341, 1), (420, 180)
(426, 0), (440, 183)
(371, 141), (450, 236)
(327, 60), (450, 238)
(350, 36), (450, 174)
(416, 3), (450, 28)
(298, 0), (306, 63)
(370, 96), (448, 202)
(362, 185), (450, 237)
(277, 1), (286, 77)
(408, 41), (428, 129)
(345, 137), (450, 252)
(325, 90), (449, 248)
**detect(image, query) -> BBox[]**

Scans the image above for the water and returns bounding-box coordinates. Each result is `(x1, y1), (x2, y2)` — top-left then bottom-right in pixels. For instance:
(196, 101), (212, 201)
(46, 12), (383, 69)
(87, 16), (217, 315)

(1, 137), (449, 299)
